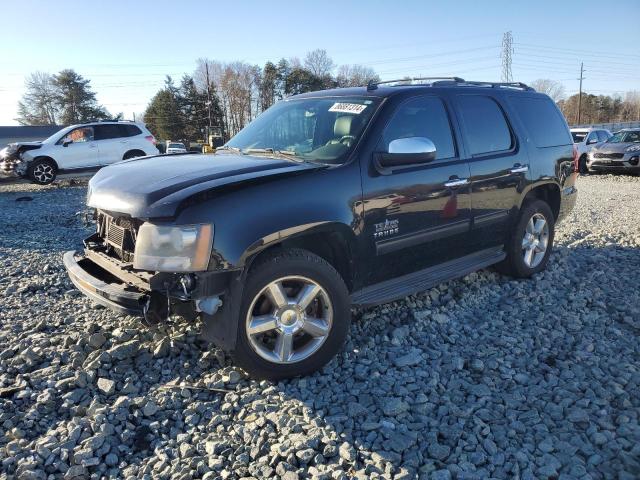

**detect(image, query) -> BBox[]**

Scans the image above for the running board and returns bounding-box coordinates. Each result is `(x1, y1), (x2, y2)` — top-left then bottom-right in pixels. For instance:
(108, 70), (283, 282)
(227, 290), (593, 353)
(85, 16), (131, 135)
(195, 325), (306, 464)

(351, 247), (506, 306)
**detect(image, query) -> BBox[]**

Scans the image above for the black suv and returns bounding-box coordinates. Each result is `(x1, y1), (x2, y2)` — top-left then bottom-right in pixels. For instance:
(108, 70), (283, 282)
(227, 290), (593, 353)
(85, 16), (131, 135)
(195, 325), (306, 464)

(64, 78), (577, 379)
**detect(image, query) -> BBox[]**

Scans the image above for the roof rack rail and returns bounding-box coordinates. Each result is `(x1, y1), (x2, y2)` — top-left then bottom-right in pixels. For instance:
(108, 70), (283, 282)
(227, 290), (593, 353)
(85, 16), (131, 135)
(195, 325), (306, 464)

(458, 80), (535, 91)
(366, 77), (535, 92)
(367, 77), (465, 90)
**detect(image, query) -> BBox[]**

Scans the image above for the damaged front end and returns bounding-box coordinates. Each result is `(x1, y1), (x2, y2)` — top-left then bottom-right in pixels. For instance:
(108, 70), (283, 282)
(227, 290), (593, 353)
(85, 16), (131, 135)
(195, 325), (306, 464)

(63, 209), (229, 327)
(0, 142), (42, 178)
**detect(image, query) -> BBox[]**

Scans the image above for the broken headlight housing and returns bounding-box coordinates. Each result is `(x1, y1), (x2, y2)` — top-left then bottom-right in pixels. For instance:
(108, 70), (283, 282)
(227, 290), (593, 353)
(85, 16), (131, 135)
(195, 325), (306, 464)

(133, 223), (213, 272)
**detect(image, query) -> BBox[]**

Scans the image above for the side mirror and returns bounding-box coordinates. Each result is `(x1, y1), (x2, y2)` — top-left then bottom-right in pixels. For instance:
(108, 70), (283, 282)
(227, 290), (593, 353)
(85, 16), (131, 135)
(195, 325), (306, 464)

(374, 137), (437, 175)
(587, 138), (598, 145)
(63, 140), (72, 147)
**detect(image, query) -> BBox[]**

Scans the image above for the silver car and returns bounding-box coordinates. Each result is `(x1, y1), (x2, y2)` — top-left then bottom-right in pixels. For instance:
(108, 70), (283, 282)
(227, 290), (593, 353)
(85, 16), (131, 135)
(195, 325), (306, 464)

(587, 129), (640, 174)
(571, 127), (612, 174)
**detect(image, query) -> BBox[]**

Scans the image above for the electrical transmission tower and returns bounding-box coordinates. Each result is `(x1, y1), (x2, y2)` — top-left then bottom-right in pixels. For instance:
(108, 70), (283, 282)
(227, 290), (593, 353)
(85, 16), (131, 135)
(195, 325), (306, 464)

(501, 31), (514, 82)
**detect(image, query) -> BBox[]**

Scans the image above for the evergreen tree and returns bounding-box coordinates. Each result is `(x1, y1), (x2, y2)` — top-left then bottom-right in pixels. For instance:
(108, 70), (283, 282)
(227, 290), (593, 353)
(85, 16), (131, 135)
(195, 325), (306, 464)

(52, 69), (109, 124)
(143, 89), (184, 142)
(259, 62), (278, 111)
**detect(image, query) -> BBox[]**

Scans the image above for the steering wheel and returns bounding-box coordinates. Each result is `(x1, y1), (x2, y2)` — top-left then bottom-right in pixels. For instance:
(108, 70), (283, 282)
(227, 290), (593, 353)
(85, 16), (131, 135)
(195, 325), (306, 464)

(338, 135), (355, 145)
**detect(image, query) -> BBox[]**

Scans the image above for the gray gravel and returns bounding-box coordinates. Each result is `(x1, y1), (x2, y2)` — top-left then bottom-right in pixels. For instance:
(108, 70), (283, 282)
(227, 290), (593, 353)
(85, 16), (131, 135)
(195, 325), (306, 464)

(0, 174), (639, 480)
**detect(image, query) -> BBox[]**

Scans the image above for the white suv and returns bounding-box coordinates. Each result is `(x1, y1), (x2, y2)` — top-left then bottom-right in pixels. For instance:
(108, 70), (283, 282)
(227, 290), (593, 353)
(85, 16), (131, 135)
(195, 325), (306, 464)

(0, 121), (159, 184)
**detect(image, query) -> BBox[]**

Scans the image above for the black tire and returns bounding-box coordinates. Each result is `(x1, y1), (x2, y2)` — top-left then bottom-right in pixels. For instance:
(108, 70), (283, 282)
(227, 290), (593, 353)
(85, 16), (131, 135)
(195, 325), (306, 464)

(123, 150), (146, 160)
(578, 154), (588, 174)
(231, 248), (351, 380)
(496, 199), (555, 278)
(28, 158), (57, 185)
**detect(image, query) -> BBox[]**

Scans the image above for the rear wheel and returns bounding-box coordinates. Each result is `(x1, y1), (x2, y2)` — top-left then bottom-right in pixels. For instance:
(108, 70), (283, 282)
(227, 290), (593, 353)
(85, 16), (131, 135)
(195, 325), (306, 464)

(497, 199), (555, 278)
(231, 249), (350, 380)
(123, 150), (146, 160)
(28, 158), (57, 185)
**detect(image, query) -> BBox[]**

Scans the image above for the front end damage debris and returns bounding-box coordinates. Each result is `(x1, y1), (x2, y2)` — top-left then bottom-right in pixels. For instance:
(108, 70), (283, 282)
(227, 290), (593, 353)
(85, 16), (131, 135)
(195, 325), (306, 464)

(65, 209), (228, 328)
(0, 143), (42, 177)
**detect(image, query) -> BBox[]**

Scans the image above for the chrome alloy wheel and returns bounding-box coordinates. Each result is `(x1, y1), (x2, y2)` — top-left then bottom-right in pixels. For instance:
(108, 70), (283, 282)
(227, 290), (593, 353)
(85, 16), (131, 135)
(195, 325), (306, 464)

(245, 276), (333, 364)
(33, 163), (54, 183)
(522, 213), (549, 268)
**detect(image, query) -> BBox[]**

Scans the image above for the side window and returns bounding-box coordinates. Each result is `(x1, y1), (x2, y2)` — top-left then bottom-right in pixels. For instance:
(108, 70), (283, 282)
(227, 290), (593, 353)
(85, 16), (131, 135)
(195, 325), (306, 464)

(457, 96), (513, 155)
(381, 96), (456, 159)
(586, 131), (599, 144)
(597, 131), (610, 142)
(94, 124), (123, 141)
(509, 96), (572, 148)
(60, 126), (94, 144)
(120, 124), (142, 137)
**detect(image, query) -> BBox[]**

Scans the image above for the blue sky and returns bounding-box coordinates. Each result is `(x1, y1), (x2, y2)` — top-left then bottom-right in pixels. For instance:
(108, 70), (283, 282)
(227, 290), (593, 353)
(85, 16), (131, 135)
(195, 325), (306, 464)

(0, 0), (638, 124)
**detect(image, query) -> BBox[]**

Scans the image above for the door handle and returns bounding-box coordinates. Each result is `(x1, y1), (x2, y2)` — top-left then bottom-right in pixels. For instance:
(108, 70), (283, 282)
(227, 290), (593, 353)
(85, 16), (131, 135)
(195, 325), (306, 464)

(444, 178), (469, 188)
(510, 164), (529, 174)
(89, 144), (97, 149)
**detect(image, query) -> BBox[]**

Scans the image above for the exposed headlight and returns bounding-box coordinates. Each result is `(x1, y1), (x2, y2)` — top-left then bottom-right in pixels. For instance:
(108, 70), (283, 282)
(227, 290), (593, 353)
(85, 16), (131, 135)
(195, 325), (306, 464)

(133, 223), (213, 272)
(625, 144), (640, 152)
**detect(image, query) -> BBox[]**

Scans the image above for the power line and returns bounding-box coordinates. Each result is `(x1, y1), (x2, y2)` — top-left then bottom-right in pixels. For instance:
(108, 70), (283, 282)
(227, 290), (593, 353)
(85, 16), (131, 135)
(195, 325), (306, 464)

(501, 31), (514, 82)
(514, 42), (640, 60)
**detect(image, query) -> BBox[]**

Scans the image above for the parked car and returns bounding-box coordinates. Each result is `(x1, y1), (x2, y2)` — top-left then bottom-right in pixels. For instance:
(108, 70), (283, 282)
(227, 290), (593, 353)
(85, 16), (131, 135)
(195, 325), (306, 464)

(570, 127), (612, 174)
(166, 142), (188, 154)
(0, 121), (158, 185)
(587, 128), (640, 174)
(63, 78), (577, 379)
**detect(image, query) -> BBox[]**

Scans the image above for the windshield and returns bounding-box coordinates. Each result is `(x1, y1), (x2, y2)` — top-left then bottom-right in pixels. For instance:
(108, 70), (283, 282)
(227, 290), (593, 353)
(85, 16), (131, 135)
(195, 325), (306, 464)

(571, 131), (587, 143)
(607, 130), (640, 143)
(225, 96), (381, 164)
(168, 143), (185, 148)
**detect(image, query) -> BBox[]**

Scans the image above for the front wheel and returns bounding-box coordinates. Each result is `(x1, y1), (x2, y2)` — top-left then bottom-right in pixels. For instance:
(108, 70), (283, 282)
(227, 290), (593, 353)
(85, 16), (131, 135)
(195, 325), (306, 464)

(497, 199), (555, 278)
(28, 158), (57, 185)
(231, 249), (351, 380)
(578, 154), (589, 174)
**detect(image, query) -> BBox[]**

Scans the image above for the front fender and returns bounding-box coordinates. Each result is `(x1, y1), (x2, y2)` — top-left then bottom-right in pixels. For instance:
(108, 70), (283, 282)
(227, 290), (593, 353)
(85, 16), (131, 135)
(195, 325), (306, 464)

(174, 162), (363, 273)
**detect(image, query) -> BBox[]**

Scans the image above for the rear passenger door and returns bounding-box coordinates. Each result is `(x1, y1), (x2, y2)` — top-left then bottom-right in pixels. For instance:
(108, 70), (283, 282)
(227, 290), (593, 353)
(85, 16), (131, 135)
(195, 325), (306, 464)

(360, 94), (473, 285)
(453, 94), (529, 251)
(94, 124), (125, 165)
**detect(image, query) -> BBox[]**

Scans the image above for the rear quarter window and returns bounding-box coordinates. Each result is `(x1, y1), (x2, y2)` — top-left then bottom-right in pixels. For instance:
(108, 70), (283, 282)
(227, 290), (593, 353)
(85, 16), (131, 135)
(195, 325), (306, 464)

(119, 124), (142, 137)
(510, 96), (572, 148)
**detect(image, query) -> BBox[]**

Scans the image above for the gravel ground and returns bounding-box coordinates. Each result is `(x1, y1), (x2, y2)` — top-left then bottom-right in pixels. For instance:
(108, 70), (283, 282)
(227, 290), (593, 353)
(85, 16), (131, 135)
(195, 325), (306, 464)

(0, 175), (638, 480)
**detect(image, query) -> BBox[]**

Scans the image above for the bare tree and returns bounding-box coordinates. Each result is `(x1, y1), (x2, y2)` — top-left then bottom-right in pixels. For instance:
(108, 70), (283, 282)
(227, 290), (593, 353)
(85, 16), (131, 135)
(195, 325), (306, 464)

(16, 72), (58, 125)
(530, 79), (566, 102)
(304, 49), (335, 78)
(336, 64), (380, 87)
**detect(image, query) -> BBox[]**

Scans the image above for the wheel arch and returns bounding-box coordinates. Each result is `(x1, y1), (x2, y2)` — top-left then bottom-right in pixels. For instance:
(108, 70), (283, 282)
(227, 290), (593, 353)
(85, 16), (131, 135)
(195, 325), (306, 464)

(520, 181), (561, 221)
(123, 149), (146, 160)
(240, 222), (358, 292)
(31, 155), (59, 170)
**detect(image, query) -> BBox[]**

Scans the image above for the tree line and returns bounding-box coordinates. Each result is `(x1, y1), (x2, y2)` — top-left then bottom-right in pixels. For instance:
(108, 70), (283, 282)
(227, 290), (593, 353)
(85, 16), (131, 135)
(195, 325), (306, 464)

(16, 70), (111, 125)
(15, 57), (640, 141)
(144, 49), (380, 143)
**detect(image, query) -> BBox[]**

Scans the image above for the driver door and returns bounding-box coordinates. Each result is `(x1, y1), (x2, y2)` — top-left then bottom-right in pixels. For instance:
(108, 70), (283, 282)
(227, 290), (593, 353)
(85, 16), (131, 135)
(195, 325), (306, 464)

(360, 94), (473, 286)
(55, 126), (99, 169)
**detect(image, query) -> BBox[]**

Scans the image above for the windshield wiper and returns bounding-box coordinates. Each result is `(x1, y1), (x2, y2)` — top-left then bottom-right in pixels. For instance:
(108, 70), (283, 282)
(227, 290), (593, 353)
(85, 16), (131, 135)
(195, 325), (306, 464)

(216, 145), (242, 153)
(242, 148), (305, 162)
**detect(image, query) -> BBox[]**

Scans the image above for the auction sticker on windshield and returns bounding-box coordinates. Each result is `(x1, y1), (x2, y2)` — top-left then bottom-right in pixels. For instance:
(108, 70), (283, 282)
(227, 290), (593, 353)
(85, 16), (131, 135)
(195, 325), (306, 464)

(329, 103), (367, 114)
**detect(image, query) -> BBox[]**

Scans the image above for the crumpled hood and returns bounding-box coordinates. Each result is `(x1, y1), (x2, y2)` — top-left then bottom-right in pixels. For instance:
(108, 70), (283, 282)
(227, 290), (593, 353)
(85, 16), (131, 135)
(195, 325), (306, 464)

(1, 142), (42, 158)
(87, 153), (321, 218)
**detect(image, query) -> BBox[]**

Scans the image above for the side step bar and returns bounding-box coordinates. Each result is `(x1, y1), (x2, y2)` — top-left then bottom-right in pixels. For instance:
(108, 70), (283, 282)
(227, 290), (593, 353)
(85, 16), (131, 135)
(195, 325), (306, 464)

(351, 247), (506, 306)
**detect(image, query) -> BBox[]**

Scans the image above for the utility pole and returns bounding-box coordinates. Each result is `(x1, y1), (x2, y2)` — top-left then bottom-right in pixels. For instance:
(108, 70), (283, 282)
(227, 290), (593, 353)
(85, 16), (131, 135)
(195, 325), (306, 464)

(577, 62), (585, 124)
(204, 62), (213, 143)
(501, 31), (514, 83)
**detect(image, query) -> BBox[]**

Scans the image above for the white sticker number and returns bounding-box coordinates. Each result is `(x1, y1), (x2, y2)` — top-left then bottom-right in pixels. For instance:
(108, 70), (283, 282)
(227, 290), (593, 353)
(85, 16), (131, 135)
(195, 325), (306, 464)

(328, 103), (367, 114)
